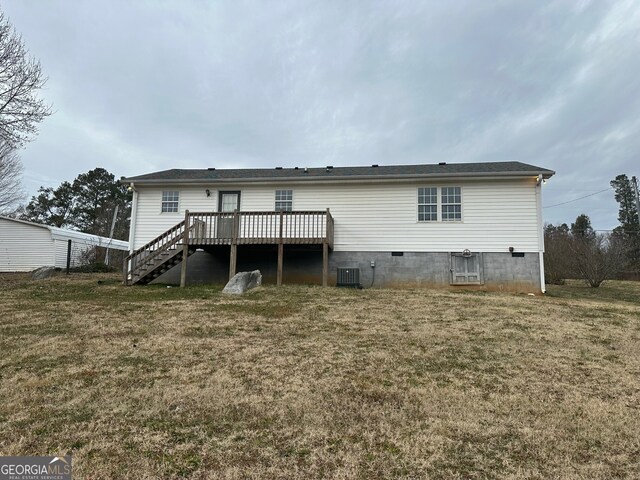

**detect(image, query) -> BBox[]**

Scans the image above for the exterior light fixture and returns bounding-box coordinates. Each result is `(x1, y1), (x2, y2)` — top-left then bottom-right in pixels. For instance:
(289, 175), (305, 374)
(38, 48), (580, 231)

(205, 189), (211, 197)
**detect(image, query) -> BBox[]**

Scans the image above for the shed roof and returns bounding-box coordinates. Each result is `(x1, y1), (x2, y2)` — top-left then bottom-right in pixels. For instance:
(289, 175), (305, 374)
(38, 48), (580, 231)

(122, 161), (555, 185)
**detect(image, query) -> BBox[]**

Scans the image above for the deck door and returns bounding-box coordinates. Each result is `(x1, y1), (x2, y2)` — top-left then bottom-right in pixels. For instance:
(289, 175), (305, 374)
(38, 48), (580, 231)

(217, 191), (241, 238)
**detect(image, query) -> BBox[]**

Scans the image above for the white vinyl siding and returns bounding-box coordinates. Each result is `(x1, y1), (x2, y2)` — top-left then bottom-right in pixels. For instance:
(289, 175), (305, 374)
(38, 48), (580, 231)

(0, 219), (54, 272)
(131, 178), (541, 252)
(0, 217), (129, 271)
(51, 235), (127, 268)
(52, 238), (87, 268)
(132, 188), (218, 249)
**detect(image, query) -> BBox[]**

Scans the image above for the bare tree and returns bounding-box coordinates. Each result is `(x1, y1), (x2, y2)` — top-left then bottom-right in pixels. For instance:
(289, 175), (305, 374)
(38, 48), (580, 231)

(570, 233), (625, 287)
(0, 11), (51, 148)
(0, 141), (24, 212)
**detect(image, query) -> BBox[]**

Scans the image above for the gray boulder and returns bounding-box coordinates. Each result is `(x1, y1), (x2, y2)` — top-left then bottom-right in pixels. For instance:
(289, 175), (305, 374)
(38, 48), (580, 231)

(222, 270), (262, 294)
(31, 266), (57, 280)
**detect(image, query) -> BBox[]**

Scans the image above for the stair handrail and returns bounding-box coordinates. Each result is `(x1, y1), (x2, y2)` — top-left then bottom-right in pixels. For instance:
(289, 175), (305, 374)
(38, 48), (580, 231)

(123, 220), (186, 283)
(126, 220), (186, 259)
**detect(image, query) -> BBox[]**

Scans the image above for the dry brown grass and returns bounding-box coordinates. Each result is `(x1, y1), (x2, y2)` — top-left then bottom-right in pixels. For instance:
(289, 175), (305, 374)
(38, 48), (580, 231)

(0, 273), (639, 479)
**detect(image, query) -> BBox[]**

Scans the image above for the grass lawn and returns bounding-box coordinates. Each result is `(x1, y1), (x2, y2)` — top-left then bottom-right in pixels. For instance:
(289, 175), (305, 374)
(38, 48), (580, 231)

(0, 274), (639, 479)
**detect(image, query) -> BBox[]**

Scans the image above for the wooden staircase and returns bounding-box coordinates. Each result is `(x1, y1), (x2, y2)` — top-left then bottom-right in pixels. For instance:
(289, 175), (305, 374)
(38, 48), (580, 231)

(124, 210), (334, 287)
(123, 220), (200, 285)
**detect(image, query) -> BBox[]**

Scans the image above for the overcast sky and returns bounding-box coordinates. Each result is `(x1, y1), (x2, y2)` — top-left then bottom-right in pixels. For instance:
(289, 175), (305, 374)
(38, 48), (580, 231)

(3, 0), (639, 229)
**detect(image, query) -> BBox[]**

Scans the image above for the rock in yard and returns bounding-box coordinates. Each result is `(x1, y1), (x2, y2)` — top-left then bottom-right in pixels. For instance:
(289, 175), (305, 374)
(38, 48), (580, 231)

(223, 270), (262, 294)
(31, 266), (57, 280)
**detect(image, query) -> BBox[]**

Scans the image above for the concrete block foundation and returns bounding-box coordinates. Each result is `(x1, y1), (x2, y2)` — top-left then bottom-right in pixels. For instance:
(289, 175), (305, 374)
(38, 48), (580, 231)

(153, 247), (542, 293)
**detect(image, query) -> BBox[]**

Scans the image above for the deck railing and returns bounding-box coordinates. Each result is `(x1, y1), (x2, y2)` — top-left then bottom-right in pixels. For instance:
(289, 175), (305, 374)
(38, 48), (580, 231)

(186, 210), (333, 246)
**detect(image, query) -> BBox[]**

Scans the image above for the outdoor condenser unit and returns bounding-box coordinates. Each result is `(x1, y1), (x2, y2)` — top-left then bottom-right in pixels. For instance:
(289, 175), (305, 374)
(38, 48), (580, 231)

(336, 267), (361, 288)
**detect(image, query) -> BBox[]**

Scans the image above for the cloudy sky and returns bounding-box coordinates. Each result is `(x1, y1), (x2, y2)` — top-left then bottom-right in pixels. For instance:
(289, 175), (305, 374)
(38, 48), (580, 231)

(3, 0), (639, 229)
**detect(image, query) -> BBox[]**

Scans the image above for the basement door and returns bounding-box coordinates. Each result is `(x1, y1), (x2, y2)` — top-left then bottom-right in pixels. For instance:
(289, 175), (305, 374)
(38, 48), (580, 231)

(217, 191), (241, 238)
(450, 252), (483, 285)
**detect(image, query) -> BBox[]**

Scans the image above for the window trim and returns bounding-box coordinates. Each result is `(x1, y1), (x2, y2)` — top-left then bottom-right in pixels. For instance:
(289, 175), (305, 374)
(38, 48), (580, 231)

(161, 190), (180, 214)
(275, 189), (293, 212)
(417, 186), (463, 223)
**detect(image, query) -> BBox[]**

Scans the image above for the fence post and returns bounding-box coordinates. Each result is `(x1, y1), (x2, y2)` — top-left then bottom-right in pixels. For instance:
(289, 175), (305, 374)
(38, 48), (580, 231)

(66, 239), (72, 275)
(122, 256), (128, 285)
(180, 210), (190, 288)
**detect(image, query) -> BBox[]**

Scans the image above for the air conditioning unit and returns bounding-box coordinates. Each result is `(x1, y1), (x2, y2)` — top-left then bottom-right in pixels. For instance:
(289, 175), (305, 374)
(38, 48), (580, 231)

(337, 267), (361, 288)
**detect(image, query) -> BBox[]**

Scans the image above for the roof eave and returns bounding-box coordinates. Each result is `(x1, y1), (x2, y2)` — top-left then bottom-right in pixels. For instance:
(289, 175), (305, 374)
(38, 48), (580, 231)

(121, 170), (555, 186)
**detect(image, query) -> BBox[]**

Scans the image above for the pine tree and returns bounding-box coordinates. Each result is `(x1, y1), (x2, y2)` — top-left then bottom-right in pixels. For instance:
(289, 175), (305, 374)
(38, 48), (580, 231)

(610, 174), (640, 269)
(571, 214), (594, 240)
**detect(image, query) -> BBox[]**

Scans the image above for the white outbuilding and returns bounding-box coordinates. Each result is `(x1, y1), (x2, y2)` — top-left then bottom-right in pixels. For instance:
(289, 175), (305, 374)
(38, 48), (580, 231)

(0, 216), (129, 272)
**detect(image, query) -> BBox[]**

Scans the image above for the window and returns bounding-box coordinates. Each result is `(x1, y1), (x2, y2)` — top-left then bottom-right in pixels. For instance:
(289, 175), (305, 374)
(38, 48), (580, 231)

(275, 190), (293, 212)
(441, 187), (461, 221)
(161, 191), (179, 213)
(418, 186), (462, 222)
(418, 187), (438, 221)
(219, 192), (240, 212)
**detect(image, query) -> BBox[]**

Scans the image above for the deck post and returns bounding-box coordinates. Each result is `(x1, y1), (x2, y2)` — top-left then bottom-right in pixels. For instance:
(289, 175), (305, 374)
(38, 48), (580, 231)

(277, 243), (284, 286)
(322, 209), (330, 287)
(322, 241), (328, 287)
(277, 210), (284, 285)
(229, 210), (239, 280)
(180, 210), (190, 288)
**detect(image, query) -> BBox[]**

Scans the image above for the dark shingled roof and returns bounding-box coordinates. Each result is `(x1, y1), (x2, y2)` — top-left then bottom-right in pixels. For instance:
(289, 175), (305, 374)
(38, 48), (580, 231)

(122, 161), (555, 184)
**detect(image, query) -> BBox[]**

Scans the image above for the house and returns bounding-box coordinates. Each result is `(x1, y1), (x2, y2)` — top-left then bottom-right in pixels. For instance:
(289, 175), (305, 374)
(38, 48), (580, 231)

(121, 161), (555, 292)
(0, 216), (129, 272)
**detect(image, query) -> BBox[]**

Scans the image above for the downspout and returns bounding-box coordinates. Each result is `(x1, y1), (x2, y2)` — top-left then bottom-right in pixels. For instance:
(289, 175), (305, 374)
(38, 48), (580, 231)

(127, 183), (138, 254)
(536, 174), (546, 293)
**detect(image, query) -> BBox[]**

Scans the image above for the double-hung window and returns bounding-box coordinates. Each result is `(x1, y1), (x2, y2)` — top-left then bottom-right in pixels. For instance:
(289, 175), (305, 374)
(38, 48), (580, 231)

(161, 191), (179, 213)
(418, 187), (438, 221)
(275, 190), (293, 212)
(441, 187), (461, 221)
(418, 186), (462, 222)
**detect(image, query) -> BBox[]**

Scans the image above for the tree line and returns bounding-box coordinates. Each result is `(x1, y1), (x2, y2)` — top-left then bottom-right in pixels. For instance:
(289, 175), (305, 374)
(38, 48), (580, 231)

(544, 174), (640, 287)
(17, 168), (132, 241)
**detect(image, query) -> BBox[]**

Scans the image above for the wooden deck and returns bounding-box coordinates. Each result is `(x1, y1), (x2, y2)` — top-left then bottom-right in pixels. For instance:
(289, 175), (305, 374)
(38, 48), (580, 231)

(187, 210), (334, 247)
(124, 210), (334, 286)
